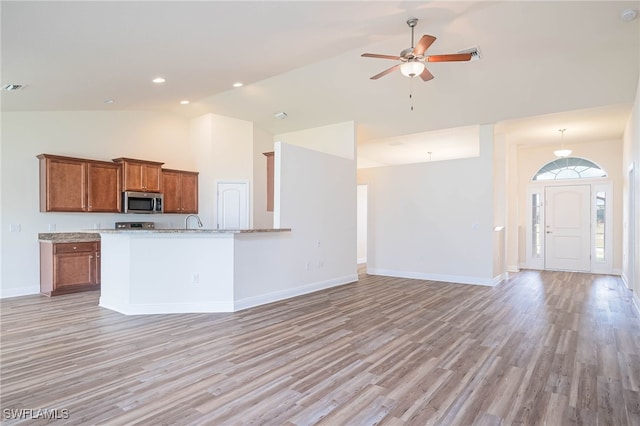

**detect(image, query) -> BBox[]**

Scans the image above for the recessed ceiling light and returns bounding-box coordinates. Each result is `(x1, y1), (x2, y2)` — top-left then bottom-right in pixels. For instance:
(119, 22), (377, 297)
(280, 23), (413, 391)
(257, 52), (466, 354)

(621, 8), (638, 22)
(104, 99), (114, 104)
(180, 100), (190, 105)
(152, 77), (166, 84)
(273, 111), (288, 120)
(233, 82), (243, 88)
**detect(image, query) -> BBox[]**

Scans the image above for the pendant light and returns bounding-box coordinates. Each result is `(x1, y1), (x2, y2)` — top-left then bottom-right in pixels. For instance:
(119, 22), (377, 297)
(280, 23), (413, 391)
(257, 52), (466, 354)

(554, 128), (572, 158)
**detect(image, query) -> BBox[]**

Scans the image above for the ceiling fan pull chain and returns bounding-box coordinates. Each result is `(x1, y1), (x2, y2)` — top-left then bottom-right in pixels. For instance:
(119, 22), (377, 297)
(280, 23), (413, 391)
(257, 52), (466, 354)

(409, 78), (415, 111)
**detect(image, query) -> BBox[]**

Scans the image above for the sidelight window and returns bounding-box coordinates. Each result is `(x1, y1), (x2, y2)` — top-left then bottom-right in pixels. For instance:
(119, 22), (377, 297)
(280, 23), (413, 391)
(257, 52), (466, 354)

(595, 191), (606, 262)
(531, 193), (542, 259)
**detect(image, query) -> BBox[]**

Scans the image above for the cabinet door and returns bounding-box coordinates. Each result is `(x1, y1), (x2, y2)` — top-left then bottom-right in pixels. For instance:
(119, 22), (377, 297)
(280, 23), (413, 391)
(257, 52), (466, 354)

(87, 162), (121, 212)
(123, 162), (144, 191)
(143, 164), (162, 192)
(162, 170), (182, 213)
(54, 250), (96, 289)
(180, 172), (199, 213)
(264, 152), (274, 212)
(41, 157), (86, 212)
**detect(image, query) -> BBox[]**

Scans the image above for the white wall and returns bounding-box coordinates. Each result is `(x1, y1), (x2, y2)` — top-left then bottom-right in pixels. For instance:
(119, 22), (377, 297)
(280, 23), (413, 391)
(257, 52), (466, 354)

(515, 138), (624, 272)
(358, 124), (497, 285)
(190, 113), (253, 229)
(276, 141), (356, 285)
(493, 132), (507, 279)
(275, 121), (355, 160)
(622, 75), (640, 304)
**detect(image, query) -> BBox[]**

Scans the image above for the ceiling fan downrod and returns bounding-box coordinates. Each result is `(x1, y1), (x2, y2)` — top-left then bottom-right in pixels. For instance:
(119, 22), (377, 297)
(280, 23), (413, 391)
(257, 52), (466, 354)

(407, 18), (418, 49)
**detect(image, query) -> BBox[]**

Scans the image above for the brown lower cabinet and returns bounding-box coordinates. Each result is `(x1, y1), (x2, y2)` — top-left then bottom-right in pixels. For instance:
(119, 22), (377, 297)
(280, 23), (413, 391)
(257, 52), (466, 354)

(40, 241), (100, 296)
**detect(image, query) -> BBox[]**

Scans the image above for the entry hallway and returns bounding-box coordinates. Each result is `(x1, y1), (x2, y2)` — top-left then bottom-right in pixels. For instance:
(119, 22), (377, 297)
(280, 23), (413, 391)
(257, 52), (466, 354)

(1, 270), (639, 425)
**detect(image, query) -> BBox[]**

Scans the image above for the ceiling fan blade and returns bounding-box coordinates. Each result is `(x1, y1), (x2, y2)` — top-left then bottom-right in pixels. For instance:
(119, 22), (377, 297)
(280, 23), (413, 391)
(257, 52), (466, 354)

(361, 53), (402, 60)
(419, 67), (434, 81)
(370, 64), (400, 80)
(427, 53), (473, 62)
(413, 35), (436, 56)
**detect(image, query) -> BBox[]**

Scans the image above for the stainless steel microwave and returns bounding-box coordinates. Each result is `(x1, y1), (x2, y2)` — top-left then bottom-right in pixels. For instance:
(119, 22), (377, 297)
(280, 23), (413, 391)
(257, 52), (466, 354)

(122, 191), (163, 214)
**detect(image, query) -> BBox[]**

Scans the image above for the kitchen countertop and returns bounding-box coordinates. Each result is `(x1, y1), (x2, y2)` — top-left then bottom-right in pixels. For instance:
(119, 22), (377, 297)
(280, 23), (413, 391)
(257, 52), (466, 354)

(98, 228), (292, 234)
(39, 229), (291, 242)
(38, 232), (101, 242)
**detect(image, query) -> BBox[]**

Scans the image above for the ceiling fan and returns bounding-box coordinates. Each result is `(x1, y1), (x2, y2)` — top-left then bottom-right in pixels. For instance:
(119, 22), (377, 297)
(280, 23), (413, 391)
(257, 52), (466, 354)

(362, 18), (472, 81)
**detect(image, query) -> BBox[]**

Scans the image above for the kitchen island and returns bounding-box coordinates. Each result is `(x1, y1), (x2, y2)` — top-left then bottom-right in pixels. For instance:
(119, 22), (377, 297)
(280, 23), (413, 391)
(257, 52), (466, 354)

(98, 228), (295, 315)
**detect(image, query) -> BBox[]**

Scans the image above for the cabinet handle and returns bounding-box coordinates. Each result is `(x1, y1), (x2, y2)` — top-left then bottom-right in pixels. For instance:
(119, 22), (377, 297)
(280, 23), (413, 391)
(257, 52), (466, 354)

(73, 246), (77, 250)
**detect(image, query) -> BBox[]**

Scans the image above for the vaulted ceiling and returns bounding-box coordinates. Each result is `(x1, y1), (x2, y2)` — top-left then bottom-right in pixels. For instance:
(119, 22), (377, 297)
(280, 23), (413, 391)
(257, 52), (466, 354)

(2, 1), (638, 164)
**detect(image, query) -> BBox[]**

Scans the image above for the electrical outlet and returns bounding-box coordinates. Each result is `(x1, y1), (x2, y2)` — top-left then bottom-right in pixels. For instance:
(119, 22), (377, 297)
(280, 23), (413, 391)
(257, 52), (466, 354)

(306, 262), (310, 271)
(192, 273), (200, 284)
(48, 224), (56, 232)
(93, 223), (101, 229)
(9, 224), (21, 232)
(318, 260), (324, 268)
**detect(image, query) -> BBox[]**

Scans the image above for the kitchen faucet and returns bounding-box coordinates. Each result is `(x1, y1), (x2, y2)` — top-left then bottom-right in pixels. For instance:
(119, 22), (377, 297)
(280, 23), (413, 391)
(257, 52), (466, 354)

(185, 214), (203, 229)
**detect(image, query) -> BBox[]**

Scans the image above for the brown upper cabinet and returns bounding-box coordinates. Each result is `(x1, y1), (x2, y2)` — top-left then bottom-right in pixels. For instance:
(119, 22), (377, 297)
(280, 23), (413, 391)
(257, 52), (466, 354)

(112, 158), (164, 193)
(263, 151), (274, 212)
(162, 169), (199, 213)
(38, 154), (121, 213)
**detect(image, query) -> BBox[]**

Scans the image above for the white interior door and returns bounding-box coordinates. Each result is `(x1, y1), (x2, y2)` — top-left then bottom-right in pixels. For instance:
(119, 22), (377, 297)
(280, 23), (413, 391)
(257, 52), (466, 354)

(217, 181), (249, 229)
(545, 185), (591, 271)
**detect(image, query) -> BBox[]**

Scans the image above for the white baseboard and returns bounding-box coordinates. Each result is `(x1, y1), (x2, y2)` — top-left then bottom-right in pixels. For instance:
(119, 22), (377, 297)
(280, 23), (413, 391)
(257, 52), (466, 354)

(633, 292), (640, 317)
(234, 274), (358, 311)
(621, 272), (630, 289)
(99, 299), (234, 315)
(0, 285), (40, 299)
(357, 258), (367, 264)
(507, 265), (520, 273)
(493, 272), (508, 285)
(98, 274), (359, 315)
(367, 268), (501, 287)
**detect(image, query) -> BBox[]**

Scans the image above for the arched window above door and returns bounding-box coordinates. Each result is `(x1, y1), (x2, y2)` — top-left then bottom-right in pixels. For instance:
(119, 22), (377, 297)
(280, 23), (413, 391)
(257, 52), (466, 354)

(532, 157), (607, 181)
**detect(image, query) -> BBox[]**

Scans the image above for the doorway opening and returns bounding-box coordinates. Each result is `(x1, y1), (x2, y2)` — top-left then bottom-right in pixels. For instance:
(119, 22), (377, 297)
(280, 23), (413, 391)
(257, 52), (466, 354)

(357, 184), (368, 264)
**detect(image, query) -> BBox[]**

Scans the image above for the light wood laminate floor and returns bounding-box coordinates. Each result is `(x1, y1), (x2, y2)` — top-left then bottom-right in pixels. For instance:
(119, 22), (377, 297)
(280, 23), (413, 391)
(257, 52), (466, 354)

(1, 270), (639, 425)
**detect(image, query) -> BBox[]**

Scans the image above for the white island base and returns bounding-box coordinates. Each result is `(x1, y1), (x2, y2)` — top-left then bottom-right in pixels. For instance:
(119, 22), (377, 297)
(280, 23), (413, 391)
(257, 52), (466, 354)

(98, 229), (357, 315)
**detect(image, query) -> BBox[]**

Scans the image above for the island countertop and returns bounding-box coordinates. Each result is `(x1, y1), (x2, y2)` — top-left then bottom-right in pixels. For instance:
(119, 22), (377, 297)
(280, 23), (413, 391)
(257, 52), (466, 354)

(97, 228), (291, 234)
(38, 229), (291, 242)
(38, 232), (101, 242)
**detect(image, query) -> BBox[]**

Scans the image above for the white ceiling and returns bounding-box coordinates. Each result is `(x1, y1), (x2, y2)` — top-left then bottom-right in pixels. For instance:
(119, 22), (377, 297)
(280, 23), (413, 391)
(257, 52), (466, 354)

(2, 1), (639, 165)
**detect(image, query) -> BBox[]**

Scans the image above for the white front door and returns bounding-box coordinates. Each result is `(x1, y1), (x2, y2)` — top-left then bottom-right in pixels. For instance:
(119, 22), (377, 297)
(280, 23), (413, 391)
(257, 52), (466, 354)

(544, 185), (591, 271)
(217, 181), (249, 229)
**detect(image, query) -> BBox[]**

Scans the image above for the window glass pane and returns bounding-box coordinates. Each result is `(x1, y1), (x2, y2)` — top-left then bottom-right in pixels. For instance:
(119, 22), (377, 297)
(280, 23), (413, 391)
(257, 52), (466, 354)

(556, 169), (581, 180)
(532, 193), (541, 258)
(595, 191), (605, 262)
(533, 157), (607, 181)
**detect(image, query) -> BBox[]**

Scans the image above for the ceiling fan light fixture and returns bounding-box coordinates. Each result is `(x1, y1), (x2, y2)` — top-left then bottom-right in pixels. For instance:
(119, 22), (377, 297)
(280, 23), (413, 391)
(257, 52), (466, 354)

(400, 61), (425, 78)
